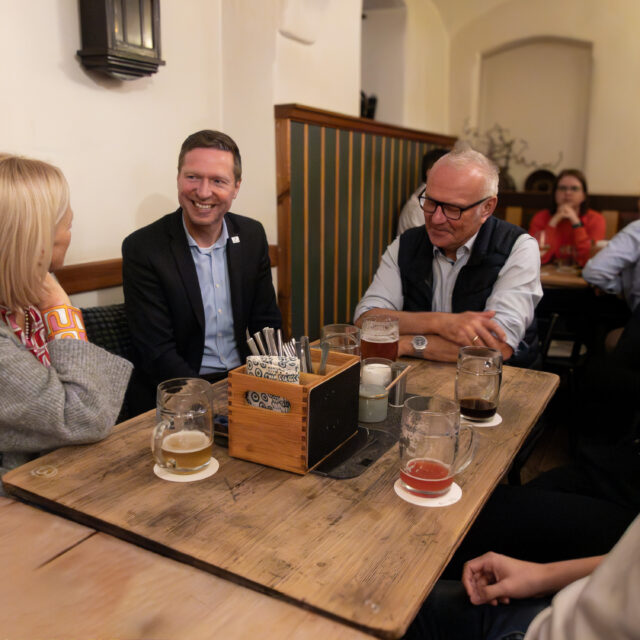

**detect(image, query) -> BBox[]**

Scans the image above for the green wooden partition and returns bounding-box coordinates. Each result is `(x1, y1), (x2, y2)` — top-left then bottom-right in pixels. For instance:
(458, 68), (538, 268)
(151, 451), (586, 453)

(275, 104), (456, 339)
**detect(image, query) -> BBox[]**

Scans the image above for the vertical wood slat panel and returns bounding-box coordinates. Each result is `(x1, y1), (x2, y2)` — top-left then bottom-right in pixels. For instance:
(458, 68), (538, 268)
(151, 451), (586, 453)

(333, 130), (340, 323)
(276, 105), (456, 339)
(346, 132), (354, 321)
(320, 128), (325, 327)
(358, 134), (365, 302)
(303, 124), (309, 337)
(378, 137), (386, 267)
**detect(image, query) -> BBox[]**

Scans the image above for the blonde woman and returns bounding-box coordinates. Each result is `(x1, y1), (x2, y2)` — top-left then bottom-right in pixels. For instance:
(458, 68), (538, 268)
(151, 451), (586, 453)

(0, 154), (132, 479)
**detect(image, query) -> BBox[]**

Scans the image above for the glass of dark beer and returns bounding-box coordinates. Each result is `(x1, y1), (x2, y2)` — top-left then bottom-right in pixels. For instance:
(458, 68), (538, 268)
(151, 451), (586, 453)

(455, 346), (502, 422)
(360, 315), (399, 360)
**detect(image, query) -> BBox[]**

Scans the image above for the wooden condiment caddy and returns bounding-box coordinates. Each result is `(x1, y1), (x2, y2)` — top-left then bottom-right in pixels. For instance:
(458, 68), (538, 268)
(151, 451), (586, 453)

(228, 350), (360, 474)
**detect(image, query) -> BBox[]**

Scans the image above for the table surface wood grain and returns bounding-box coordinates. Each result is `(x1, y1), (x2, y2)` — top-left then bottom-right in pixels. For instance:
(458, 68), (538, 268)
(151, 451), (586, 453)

(540, 264), (588, 288)
(3, 360), (558, 639)
(0, 496), (373, 639)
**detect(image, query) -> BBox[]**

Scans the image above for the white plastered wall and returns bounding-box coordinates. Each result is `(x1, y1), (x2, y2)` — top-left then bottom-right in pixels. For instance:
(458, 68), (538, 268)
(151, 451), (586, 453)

(273, 0), (362, 115)
(361, 7), (407, 126)
(402, 0), (448, 133)
(1, 0), (363, 306)
(478, 38), (592, 190)
(360, 0), (449, 133)
(449, 0), (640, 194)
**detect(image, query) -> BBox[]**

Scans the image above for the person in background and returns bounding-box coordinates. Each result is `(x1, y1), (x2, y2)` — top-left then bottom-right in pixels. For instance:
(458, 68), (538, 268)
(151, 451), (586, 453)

(396, 148), (450, 236)
(355, 142), (542, 367)
(122, 130), (281, 414)
(582, 216), (640, 314)
(528, 169), (605, 267)
(0, 155), (132, 481)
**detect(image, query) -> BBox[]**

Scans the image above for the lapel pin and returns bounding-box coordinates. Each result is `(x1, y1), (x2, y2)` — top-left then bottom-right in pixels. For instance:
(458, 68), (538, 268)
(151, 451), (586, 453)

(231, 236), (240, 244)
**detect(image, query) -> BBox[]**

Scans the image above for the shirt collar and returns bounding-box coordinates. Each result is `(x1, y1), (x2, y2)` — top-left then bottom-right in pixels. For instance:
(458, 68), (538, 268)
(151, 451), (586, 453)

(182, 217), (229, 252)
(432, 230), (480, 263)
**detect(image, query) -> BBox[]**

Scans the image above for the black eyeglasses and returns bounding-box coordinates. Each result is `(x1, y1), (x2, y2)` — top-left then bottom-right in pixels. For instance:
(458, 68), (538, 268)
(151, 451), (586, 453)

(417, 189), (491, 221)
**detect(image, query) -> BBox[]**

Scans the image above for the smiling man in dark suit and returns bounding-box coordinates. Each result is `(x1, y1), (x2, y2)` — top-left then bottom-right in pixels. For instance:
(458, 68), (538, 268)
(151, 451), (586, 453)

(122, 130), (281, 414)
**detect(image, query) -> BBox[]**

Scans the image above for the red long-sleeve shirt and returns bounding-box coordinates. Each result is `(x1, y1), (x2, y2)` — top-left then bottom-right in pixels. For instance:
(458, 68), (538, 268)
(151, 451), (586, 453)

(528, 209), (605, 267)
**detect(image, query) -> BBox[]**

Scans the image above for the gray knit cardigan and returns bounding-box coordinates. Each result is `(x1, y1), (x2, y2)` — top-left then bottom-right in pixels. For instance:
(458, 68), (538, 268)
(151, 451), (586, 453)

(0, 320), (133, 484)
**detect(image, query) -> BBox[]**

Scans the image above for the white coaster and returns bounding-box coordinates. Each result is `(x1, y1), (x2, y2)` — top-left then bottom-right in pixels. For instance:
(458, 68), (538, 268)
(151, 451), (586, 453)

(461, 412), (502, 428)
(153, 458), (219, 482)
(394, 478), (462, 507)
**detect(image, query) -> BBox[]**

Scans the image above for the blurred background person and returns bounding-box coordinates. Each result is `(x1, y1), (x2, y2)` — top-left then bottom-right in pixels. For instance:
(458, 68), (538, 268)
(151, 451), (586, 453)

(582, 215), (640, 315)
(396, 147), (449, 236)
(529, 169), (605, 267)
(0, 155), (132, 481)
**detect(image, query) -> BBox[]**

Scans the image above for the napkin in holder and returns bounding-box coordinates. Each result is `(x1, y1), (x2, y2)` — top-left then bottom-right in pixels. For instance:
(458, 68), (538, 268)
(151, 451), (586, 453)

(245, 355), (300, 413)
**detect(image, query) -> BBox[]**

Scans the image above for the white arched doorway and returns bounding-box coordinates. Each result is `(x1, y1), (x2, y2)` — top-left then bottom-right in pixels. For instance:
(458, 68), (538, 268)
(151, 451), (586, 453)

(477, 36), (593, 190)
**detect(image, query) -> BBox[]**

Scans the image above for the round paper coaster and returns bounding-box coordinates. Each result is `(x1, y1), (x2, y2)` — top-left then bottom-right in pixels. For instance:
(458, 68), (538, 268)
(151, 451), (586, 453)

(394, 479), (462, 507)
(461, 412), (502, 428)
(153, 458), (219, 482)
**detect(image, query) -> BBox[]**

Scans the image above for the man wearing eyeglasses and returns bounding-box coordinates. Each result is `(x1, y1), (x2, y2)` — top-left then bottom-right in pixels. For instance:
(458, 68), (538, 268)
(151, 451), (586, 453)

(354, 142), (542, 364)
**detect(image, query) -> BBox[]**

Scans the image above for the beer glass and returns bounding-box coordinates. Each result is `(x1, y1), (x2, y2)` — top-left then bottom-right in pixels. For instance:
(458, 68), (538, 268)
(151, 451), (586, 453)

(153, 378), (213, 474)
(557, 245), (576, 272)
(455, 346), (502, 422)
(534, 230), (550, 258)
(399, 396), (474, 496)
(320, 323), (360, 355)
(360, 315), (399, 361)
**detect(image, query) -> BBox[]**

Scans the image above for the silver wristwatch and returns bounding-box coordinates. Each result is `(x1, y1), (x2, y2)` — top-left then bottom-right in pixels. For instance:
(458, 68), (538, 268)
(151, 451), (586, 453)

(411, 335), (427, 357)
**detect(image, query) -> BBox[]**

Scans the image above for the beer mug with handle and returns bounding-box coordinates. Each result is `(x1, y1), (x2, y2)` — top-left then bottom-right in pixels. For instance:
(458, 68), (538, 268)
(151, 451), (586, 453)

(399, 396), (475, 496)
(153, 378), (213, 474)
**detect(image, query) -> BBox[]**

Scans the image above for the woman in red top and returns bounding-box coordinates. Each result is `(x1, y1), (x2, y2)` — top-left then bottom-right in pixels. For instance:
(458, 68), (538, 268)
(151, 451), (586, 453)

(528, 169), (605, 267)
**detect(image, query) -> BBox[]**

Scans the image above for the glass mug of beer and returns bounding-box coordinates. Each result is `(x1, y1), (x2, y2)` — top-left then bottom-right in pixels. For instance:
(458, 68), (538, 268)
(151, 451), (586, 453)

(360, 315), (399, 361)
(455, 346), (502, 422)
(152, 378), (214, 474)
(399, 396), (475, 496)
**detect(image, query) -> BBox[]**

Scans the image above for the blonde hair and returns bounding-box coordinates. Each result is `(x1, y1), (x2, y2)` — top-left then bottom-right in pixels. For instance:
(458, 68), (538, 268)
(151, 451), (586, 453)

(0, 155), (70, 311)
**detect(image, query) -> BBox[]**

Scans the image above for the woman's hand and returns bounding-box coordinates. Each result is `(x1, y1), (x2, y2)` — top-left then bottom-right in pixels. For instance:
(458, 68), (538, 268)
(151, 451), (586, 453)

(462, 552), (546, 605)
(38, 272), (71, 309)
(549, 204), (580, 227)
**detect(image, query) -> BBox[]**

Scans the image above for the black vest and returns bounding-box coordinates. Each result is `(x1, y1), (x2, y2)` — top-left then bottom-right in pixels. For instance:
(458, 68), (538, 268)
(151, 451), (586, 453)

(398, 217), (538, 366)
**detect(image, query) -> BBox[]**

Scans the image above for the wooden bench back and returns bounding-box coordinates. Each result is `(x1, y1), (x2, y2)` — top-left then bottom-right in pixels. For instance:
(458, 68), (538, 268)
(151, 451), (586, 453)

(494, 192), (639, 239)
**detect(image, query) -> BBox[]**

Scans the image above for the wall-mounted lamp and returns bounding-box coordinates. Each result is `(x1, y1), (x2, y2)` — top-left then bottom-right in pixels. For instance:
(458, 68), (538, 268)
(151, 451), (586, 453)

(77, 0), (165, 80)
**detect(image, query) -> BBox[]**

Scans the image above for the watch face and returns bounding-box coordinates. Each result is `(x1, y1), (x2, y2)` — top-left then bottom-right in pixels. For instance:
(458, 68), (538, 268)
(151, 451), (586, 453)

(412, 335), (427, 350)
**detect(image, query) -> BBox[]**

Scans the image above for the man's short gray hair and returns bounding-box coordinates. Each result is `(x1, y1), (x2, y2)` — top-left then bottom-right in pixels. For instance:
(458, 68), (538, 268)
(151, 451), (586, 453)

(433, 140), (499, 197)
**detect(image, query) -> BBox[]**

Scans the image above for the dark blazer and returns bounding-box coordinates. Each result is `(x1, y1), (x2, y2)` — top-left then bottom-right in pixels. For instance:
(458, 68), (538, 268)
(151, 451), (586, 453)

(122, 209), (281, 413)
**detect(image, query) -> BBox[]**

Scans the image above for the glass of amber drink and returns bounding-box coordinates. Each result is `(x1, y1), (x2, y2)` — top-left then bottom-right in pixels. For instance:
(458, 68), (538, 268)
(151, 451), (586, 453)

(153, 378), (214, 474)
(399, 396), (475, 497)
(360, 315), (399, 360)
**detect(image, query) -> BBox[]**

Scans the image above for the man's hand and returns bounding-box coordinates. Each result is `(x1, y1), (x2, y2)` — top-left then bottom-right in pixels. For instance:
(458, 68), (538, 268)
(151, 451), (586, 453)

(434, 310), (506, 347)
(38, 272), (71, 310)
(462, 552), (545, 606)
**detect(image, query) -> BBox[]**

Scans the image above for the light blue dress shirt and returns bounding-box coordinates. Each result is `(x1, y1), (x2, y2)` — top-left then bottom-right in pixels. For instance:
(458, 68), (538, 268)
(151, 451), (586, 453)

(353, 229), (542, 352)
(183, 218), (241, 373)
(582, 219), (640, 313)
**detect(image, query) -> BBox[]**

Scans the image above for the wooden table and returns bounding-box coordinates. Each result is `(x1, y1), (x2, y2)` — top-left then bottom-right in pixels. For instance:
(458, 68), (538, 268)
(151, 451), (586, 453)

(540, 264), (588, 288)
(0, 496), (372, 639)
(3, 361), (558, 639)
